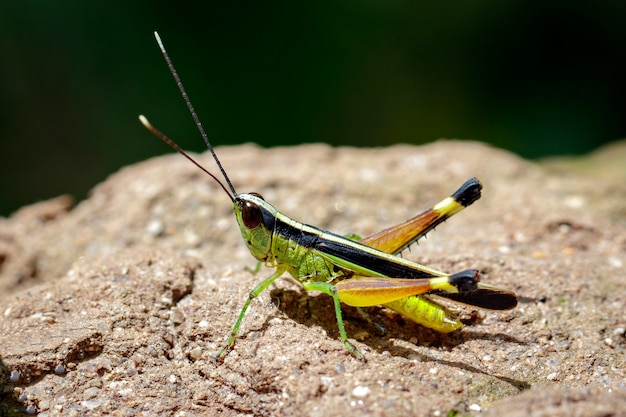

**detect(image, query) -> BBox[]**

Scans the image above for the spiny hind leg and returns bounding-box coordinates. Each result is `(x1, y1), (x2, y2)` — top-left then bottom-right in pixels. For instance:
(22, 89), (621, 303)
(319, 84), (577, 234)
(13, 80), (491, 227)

(359, 178), (482, 255)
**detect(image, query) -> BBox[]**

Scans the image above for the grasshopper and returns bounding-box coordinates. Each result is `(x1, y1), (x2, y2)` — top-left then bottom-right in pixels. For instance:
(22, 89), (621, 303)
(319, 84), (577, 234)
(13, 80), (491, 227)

(140, 32), (517, 360)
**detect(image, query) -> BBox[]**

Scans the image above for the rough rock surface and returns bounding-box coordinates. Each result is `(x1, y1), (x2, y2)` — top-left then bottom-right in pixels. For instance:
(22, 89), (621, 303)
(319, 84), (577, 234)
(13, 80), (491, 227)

(1, 140), (625, 416)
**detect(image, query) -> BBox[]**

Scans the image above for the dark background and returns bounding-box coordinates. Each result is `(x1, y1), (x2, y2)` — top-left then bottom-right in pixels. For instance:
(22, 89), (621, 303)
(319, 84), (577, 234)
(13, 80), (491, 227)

(2, 2), (625, 216)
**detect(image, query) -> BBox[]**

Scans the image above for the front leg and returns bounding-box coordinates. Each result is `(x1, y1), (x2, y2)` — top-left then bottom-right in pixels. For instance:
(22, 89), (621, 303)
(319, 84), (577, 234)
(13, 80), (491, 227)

(216, 266), (286, 359)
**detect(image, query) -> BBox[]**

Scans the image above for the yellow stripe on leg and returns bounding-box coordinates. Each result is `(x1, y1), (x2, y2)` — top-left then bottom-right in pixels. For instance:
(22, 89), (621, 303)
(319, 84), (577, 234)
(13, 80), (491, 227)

(432, 196), (464, 217)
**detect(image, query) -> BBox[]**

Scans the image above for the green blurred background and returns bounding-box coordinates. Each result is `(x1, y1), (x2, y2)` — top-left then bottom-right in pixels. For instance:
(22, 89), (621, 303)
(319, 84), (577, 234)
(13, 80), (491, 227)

(1, 2), (625, 216)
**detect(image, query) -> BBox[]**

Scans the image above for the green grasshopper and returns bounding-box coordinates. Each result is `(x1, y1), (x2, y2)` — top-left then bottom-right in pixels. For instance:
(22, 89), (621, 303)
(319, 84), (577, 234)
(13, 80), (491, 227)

(140, 32), (517, 360)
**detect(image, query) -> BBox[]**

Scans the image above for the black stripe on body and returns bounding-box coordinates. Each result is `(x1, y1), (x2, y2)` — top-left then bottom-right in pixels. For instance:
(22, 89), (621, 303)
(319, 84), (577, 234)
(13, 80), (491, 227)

(314, 238), (437, 278)
(270, 210), (437, 279)
(260, 205), (277, 232)
(273, 213), (321, 248)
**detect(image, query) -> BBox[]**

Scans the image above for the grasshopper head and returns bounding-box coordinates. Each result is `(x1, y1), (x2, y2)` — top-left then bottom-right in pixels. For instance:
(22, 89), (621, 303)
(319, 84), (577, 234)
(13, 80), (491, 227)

(233, 193), (277, 262)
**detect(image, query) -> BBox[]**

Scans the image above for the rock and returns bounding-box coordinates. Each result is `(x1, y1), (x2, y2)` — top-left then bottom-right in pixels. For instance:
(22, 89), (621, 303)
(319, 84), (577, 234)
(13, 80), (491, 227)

(1, 140), (625, 416)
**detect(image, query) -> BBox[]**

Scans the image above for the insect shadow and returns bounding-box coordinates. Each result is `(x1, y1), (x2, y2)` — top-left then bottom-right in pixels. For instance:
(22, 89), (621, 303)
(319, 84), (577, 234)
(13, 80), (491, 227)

(269, 287), (530, 390)
(271, 287), (523, 353)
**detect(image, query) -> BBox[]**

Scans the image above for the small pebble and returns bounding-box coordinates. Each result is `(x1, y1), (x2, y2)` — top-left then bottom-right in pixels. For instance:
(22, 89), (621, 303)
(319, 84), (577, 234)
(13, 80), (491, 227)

(10, 369), (20, 382)
(320, 376), (333, 388)
(83, 387), (101, 400)
(352, 386), (371, 398)
(38, 399), (50, 411)
(189, 347), (203, 361)
(555, 341), (571, 349)
(334, 362), (345, 374)
(469, 404), (482, 412)
(81, 399), (103, 410)
(608, 257), (623, 268)
(146, 220), (165, 236)
(184, 230), (201, 247)
(170, 308), (185, 325)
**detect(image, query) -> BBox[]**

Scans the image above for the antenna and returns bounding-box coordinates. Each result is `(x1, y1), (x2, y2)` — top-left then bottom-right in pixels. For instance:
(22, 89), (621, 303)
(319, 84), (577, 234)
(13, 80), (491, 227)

(149, 31), (238, 197)
(139, 115), (234, 201)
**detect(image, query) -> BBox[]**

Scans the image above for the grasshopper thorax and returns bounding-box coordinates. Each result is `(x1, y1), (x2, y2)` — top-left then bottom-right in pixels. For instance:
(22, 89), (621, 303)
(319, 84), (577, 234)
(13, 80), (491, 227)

(234, 193), (277, 263)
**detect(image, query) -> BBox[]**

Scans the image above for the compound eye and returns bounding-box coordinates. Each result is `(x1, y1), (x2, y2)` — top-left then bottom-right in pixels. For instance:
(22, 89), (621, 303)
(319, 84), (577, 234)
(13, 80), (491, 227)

(241, 200), (262, 229)
(249, 192), (265, 200)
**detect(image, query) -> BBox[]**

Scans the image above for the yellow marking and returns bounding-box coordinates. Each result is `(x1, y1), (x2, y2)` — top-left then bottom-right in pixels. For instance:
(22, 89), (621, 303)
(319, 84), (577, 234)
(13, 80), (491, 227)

(433, 196), (463, 215)
(429, 276), (458, 293)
